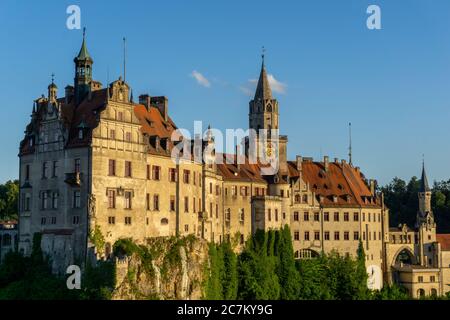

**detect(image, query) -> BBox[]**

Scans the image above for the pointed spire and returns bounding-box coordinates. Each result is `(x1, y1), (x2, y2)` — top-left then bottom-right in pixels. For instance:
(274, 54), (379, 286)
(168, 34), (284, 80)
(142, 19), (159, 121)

(348, 122), (352, 166)
(254, 46), (272, 101)
(420, 158), (431, 192)
(130, 89), (134, 103)
(75, 27), (93, 62)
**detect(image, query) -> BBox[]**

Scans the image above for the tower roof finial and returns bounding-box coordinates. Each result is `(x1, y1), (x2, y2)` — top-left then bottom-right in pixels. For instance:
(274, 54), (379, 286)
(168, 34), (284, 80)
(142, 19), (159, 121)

(348, 122), (352, 165)
(75, 27), (92, 62)
(420, 157), (431, 192)
(254, 46), (272, 101)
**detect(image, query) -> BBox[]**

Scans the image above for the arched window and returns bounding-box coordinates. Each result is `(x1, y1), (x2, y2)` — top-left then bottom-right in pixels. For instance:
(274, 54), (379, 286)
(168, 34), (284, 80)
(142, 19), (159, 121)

(298, 249), (319, 260)
(294, 250), (300, 259)
(302, 195), (308, 203)
(417, 289), (425, 298)
(430, 288), (437, 297)
(295, 194), (301, 203)
(266, 104), (272, 112)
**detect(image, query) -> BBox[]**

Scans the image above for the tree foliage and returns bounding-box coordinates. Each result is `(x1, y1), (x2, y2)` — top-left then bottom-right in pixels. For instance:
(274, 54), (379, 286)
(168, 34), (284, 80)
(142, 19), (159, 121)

(0, 180), (19, 221)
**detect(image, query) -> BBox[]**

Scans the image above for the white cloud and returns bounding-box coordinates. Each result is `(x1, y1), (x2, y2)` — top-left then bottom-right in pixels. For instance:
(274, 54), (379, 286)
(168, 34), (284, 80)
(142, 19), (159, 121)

(241, 74), (287, 96)
(190, 70), (211, 88)
(267, 74), (287, 94)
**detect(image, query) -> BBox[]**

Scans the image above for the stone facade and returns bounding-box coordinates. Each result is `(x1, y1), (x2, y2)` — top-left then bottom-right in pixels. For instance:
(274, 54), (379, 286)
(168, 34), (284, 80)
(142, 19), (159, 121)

(15, 33), (450, 297)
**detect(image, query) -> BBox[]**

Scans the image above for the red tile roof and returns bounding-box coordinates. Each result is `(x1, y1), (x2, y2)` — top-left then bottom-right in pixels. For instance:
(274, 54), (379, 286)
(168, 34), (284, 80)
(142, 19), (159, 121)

(287, 160), (380, 208)
(437, 234), (450, 251)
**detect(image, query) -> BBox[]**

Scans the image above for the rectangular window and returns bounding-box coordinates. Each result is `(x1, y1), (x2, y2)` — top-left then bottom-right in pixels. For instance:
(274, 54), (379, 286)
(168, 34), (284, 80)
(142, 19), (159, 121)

(314, 212), (319, 222)
(354, 212), (359, 221)
(146, 165), (151, 180)
(304, 212), (309, 221)
(184, 224), (189, 232)
(108, 160), (116, 176)
(210, 202), (213, 218)
(183, 170), (190, 184)
(314, 231), (320, 240)
(73, 216), (80, 225)
(184, 197), (189, 213)
(231, 186), (237, 196)
(74, 158), (81, 173)
(344, 212), (349, 221)
(275, 209), (278, 221)
(152, 166), (161, 180)
(51, 217), (56, 225)
(334, 231), (340, 241)
(124, 191), (132, 209)
(146, 193), (150, 210)
(324, 212), (329, 221)
(125, 161), (132, 177)
(110, 129), (116, 139)
(24, 193), (31, 211)
(107, 190), (116, 209)
(418, 276), (423, 283)
(294, 231), (300, 241)
(42, 162), (48, 179)
(193, 172), (196, 185)
(42, 191), (49, 209)
(170, 196), (175, 211)
(52, 192), (58, 209)
(344, 231), (350, 241)
(430, 276), (435, 282)
(52, 161), (58, 177)
(334, 212), (339, 221)
(153, 194), (159, 211)
(73, 191), (81, 208)
(216, 185), (220, 196)
(304, 231), (310, 241)
(125, 132), (131, 142)
(108, 216), (115, 225)
(41, 217), (46, 225)
(268, 209), (272, 221)
(294, 212), (299, 221)
(216, 204), (219, 218)
(25, 164), (30, 181)
(169, 168), (177, 182)
(354, 232), (360, 240)
(193, 197), (196, 213)
(324, 232), (330, 240)
(125, 217), (132, 225)
(210, 183), (213, 194)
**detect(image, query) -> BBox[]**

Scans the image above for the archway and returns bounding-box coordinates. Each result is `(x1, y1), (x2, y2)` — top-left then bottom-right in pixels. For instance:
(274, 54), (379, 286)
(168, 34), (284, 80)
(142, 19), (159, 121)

(297, 249), (319, 260)
(393, 247), (414, 266)
(417, 289), (425, 298)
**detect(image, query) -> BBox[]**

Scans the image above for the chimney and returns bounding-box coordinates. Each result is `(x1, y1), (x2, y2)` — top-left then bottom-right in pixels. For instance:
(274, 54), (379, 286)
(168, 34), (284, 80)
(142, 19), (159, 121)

(334, 158), (339, 163)
(324, 156), (329, 172)
(341, 159), (347, 166)
(236, 145), (241, 172)
(139, 94), (151, 111)
(151, 96), (168, 121)
(369, 179), (376, 195)
(65, 85), (74, 104)
(296, 155), (302, 171)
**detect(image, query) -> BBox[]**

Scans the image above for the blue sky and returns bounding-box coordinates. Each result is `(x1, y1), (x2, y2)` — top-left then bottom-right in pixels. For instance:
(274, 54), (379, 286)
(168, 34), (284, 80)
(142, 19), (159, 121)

(0, 0), (449, 185)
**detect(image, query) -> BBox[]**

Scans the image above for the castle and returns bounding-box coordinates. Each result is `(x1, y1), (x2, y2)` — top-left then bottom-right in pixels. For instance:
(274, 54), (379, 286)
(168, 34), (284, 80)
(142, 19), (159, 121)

(16, 33), (450, 298)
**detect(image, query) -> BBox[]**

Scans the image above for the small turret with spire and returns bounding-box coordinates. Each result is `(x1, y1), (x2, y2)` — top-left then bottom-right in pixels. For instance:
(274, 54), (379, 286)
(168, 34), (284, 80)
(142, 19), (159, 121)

(48, 73), (57, 103)
(74, 27), (93, 104)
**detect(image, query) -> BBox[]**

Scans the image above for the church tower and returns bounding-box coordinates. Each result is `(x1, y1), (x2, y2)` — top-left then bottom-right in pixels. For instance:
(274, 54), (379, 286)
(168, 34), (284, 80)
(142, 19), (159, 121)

(247, 52), (288, 176)
(249, 53), (279, 134)
(416, 161), (436, 266)
(74, 28), (93, 104)
(418, 162), (432, 218)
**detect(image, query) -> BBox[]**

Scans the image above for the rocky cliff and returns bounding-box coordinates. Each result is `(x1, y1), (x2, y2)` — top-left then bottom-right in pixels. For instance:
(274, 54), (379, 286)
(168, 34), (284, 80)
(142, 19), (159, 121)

(111, 236), (209, 300)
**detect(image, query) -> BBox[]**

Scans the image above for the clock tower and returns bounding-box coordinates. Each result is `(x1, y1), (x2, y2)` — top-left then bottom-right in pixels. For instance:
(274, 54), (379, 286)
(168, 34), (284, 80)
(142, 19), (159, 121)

(247, 52), (288, 176)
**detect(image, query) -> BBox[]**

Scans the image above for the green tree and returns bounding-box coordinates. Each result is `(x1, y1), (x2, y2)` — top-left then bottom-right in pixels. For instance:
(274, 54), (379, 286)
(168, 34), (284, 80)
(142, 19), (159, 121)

(0, 180), (19, 221)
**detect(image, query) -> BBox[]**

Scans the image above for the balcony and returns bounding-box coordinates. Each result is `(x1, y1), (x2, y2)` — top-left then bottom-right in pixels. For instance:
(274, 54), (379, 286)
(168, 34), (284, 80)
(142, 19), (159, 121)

(65, 172), (81, 186)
